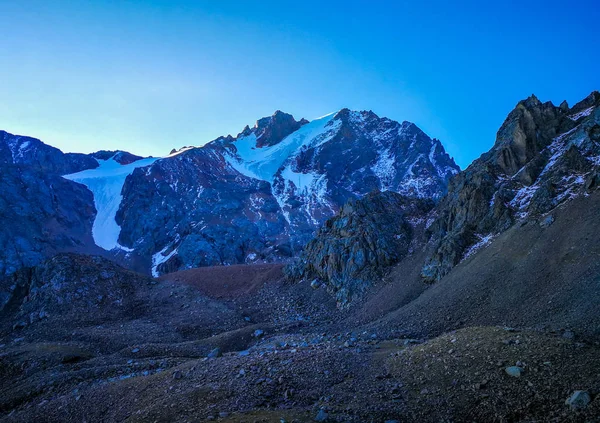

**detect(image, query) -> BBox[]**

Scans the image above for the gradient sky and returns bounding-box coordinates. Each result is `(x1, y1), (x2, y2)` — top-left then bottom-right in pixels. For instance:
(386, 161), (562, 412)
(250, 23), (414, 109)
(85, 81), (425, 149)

(0, 1), (598, 168)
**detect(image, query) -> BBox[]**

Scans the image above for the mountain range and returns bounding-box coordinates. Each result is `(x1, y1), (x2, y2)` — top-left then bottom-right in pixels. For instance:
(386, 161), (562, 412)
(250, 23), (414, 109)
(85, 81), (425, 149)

(1, 91), (600, 422)
(0, 108), (459, 277)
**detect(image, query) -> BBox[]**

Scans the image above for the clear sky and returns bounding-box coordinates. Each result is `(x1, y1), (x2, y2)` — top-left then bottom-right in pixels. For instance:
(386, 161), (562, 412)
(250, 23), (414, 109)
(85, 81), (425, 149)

(0, 1), (598, 168)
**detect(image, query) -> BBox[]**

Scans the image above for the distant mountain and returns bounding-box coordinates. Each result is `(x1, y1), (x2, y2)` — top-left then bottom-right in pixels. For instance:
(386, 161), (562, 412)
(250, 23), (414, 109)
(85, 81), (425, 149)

(115, 109), (458, 275)
(0, 110), (458, 277)
(0, 130), (97, 174)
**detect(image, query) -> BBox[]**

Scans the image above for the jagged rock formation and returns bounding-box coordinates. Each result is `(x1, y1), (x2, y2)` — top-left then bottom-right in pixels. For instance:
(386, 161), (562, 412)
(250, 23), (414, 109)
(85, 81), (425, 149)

(422, 91), (600, 282)
(116, 109), (458, 275)
(286, 191), (434, 306)
(117, 145), (288, 275)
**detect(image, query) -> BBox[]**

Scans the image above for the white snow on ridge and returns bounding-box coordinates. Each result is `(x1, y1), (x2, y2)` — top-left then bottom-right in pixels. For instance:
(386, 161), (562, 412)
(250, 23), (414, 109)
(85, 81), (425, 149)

(225, 112), (340, 182)
(166, 146), (196, 158)
(568, 106), (595, 121)
(63, 156), (159, 251)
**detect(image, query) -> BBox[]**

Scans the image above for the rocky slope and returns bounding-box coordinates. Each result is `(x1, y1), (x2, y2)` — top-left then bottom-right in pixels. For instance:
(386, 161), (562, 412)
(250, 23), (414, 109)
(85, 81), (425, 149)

(0, 131), (163, 276)
(422, 91), (600, 282)
(1, 251), (599, 422)
(366, 189), (600, 340)
(116, 109), (458, 276)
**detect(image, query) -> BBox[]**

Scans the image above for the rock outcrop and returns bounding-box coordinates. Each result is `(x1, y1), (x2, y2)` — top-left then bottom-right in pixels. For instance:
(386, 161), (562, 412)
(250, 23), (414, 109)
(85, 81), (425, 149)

(422, 91), (600, 282)
(286, 191), (434, 306)
(91, 150), (145, 165)
(0, 254), (146, 324)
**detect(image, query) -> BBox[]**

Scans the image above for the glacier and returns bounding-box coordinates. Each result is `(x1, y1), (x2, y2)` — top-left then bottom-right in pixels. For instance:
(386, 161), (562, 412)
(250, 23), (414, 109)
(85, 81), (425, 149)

(63, 156), (159, 250)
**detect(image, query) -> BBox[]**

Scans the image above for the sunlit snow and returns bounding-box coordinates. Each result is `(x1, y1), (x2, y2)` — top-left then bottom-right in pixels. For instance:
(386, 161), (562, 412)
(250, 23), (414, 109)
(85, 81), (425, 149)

(225, 112), (339, 181)
(63, 156), (159, 251)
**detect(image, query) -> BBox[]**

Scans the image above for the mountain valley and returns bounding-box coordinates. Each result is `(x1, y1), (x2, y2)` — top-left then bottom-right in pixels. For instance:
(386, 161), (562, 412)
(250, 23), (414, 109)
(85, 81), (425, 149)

(1, 92), (600, 422)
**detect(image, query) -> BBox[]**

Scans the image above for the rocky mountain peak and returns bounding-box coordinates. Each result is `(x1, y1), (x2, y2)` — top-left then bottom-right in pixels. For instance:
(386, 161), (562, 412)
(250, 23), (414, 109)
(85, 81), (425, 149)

(91, 150), (144, 165)
(0, 130), (97, 175)
(570, 90), (600, 115)
(333, 109), (380, 127)
(492, 94), (573, 177)
(252, 110), (308, 148)
(422, 90), (600, 283)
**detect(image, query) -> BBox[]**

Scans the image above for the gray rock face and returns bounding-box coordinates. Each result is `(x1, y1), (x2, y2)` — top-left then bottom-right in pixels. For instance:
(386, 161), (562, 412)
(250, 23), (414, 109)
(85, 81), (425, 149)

(0, 165), (98, 276)
(250, 110), (309, 148)
(286, 191), (434, 306)
(116, 145), (289, 275)
(116, 109), (458, 275)
(422, 91), (600, 282)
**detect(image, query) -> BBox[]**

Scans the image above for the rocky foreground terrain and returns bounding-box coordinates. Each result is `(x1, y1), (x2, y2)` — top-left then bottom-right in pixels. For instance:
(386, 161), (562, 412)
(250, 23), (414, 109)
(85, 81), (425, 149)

(1, 225), (599, 422)
(1, 92), (600, 422)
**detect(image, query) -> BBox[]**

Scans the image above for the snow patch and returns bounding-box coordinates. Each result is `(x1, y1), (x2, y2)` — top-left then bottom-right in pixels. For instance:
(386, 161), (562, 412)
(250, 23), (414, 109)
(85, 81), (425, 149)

(371, 147), (395, 191)
(151, 244), (178, 277)
(280, 167), (317, 194)
(568, 106), (595, 121)
(166, 146), (196, 158)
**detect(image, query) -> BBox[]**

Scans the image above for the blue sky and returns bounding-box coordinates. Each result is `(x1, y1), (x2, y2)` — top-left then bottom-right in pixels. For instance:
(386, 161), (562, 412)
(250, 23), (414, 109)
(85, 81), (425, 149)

(0, 1), (598, 168)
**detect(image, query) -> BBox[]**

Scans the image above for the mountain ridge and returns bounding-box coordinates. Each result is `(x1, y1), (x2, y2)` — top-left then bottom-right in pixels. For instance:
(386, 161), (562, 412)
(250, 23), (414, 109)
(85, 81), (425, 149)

(0, 108), (458, 277)
(114, 108), (458, 276)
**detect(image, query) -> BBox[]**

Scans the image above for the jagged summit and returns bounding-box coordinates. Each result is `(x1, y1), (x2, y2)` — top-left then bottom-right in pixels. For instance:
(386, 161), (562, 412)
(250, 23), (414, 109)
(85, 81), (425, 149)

(423, 90), (600, 282)
(246, 110), (309, 148)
